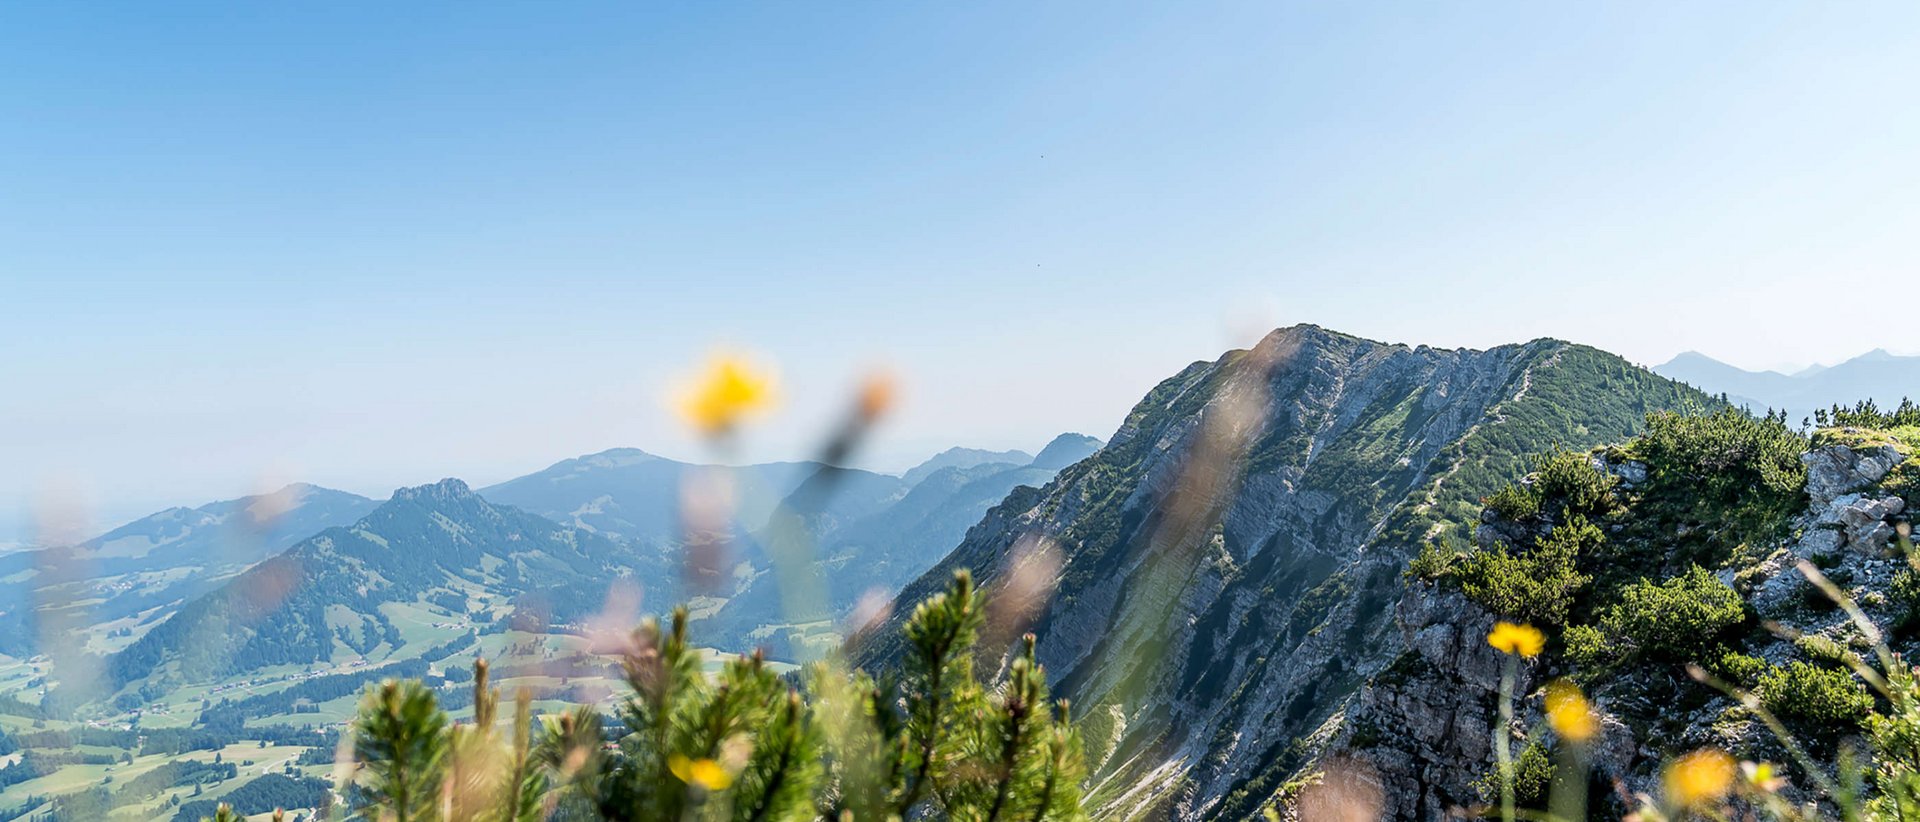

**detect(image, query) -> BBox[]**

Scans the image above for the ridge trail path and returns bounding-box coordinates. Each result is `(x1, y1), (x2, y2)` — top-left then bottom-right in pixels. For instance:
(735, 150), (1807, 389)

(1411, 343), (1566, 540)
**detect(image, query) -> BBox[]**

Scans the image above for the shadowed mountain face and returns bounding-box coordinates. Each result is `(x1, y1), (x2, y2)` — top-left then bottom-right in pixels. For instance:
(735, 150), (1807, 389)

(859, 325), (1711, 820)
(107, 479), (655, 690)
(1654, 348), (1920, 422)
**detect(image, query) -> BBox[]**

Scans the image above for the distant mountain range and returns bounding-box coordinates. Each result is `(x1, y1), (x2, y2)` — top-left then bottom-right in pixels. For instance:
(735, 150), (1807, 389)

(107, 478), (652, 689)
(477, 435), (1103, 653)
(707, 433), (1102, 653)
(0, 485), (379, 659)
(10, 433), (1102, 700)
(1653, 348), (1920, 422)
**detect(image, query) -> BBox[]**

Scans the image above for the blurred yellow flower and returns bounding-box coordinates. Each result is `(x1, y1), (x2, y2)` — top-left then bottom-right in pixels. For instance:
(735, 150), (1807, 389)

(668, 753), (735, 791)
(1544, 679), (1598, 742)
(1742, 760), (1786, 793)
(1487, 621), (1545, 657)
(1664, 749), (1734, 807)
(673, 352), (778, 436)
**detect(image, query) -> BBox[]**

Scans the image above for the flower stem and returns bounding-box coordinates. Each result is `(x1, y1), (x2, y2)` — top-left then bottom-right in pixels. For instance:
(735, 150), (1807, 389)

(1497, 654), (1517, 822)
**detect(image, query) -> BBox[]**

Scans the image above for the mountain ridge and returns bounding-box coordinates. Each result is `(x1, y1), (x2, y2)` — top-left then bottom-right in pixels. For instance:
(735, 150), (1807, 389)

(857, 324), (1713, 819)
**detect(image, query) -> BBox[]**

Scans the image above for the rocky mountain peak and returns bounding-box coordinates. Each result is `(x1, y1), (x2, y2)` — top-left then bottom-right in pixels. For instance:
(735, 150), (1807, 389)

(391, 477), (477, 503)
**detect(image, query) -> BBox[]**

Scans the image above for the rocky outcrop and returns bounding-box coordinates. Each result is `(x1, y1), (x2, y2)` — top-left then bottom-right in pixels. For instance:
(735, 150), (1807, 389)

(1325, 438), (1917, 821)
(1327, 585), (1507, 821)
(1804, 441), (1906, 507)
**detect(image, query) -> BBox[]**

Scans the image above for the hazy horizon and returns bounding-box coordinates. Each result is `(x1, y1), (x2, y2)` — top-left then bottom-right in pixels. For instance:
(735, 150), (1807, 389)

(8, 2), (1920, 541)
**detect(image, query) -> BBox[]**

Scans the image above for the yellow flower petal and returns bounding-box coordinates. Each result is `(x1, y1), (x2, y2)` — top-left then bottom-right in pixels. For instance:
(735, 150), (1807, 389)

(1665, 749), (1735, 807)
(1544, 679), (1598, 742)
(690, 757), (734, 790)
(1487, 621), (1545, 657)
(1742, 760), (1786, 792)
(673, 352), (778, 436)
(668, 753), (734, 791)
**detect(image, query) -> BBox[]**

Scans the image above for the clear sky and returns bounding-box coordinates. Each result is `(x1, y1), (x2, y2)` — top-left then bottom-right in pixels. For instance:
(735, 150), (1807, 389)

(4, 2), (1918, 540)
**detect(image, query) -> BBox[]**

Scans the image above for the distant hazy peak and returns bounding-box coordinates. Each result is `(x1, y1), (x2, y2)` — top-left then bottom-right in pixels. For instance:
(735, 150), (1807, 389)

(901, 446), (1035, 487)
(1653, 347), (1920, 423)
(559, 447), (667, 470)
(1656, 350), (1725, 369)
(1029, 433), (1104, 470)
(1658, 348), (1916, 377)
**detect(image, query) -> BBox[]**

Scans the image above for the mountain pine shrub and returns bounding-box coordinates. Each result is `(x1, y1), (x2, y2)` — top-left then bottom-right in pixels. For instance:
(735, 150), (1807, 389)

(1471, 741), (1553, 811)
(1530, 448), (1618, 521)
(1622, 408), (1807, 570)
(1456, 518), (1598, 627)
(1814, 398), (1920, 431)
(1710, 651), (1771, 689)
(1595, 566), (1745, 662)
(1483, 484), (1541, 522)
(1760, 661), (1874, 728)
(343, 570), (1086, 821)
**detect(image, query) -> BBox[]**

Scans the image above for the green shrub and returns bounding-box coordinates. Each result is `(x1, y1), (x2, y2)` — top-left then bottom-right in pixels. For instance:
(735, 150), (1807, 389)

(1598, 566), (1745, 662)
(1616, 408), (1809, 571)
(1887, 567), (1920, 639)
(1760, 661), (1874, 728)
(1894, 569), (1920, 610)
(1795, 634), (1853, 667)
(1472, 742), (1554, 809)
(1485, 484), (1542, 521)
(1532, 447), (1619, 520)
(1712, 651), (1771, 688)
(1405, 542), (1458, 581)
(1457, 518), (1600, 627)
(1563, 624), (1609, 666)
(1635, 407), (1807, 501)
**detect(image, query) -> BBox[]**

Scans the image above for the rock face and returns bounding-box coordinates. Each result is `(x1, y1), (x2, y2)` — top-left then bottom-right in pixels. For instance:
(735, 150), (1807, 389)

(1804, 441), (1906, 507)
(860, 325), (1708, 820)
(1329, 585), (1506, 821)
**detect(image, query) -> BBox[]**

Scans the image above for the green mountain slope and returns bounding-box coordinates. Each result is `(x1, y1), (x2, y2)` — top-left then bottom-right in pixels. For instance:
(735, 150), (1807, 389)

(106, 479), (655, 691)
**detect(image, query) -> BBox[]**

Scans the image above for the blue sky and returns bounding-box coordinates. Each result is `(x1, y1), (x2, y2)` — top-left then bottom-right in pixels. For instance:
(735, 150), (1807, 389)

(5, 2), (1919, 539)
